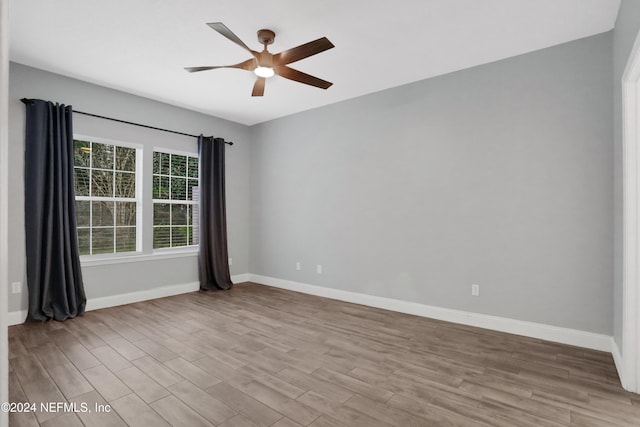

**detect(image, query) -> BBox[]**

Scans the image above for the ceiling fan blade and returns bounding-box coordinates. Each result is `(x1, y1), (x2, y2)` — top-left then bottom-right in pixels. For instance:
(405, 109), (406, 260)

(273, 37), (334, 65)
(227, 57), (257, 71)
(252, 77), (266, 97)
(185, 66), (223, 73)
(207, 22), (257, 57)
(274, 65), (332, 89)
(185, 58), (257, 73)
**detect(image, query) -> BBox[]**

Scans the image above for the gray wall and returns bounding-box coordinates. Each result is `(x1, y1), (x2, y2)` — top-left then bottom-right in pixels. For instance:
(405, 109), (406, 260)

(250, 33), (614, 334)
(613, 0), (640, 350)
(8, 63), (251, 313)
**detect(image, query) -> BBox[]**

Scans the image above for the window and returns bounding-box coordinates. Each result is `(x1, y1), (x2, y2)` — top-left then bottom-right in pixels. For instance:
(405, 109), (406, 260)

(153, 151), (199, 249)
(74, 139), (138, 255)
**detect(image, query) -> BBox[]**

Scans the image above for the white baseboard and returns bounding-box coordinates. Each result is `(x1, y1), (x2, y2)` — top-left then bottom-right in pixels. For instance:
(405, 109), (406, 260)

(611, 339), (629, 389)
(86, 281), (200, 311)
(7, 274), (249, 326)
(232, 273), (251, 284)
(249, 274), (613, 353)
(7, 310), (27, 326)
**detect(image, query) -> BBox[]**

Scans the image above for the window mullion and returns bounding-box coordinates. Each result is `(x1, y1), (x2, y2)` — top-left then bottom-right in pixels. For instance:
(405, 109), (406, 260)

(112, 156), (116, 254)
(89, 141), (93, 255)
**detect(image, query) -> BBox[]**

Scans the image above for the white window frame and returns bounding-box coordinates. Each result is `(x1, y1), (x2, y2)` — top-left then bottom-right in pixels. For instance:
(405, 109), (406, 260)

(152, 147), (199, 253)
(74, 134), (143, 261)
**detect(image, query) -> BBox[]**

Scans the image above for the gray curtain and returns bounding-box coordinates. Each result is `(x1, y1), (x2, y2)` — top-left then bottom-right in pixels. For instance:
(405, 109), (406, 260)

(198, 136), (233, 290)
(23, 99), (86, 321)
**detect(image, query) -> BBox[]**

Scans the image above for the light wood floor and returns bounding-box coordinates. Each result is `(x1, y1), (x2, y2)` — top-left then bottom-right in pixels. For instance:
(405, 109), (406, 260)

(8, 282), (640, 426)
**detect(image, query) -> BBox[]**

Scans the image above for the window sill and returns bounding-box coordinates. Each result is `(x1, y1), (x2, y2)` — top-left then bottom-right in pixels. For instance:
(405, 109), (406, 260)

(80, 249), (198, 267)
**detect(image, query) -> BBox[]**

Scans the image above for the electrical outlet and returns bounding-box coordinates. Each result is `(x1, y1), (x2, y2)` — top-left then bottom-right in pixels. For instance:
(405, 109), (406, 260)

(316, 264), (322, 274)
(228, 257), (233, 266)
(11, 282), (22, 294)
(296, 262), (301, 271)
(471, 284), (480, 296)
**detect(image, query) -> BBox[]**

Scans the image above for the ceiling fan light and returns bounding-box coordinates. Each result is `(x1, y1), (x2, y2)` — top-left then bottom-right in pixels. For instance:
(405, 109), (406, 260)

(254, 66), (275, 78)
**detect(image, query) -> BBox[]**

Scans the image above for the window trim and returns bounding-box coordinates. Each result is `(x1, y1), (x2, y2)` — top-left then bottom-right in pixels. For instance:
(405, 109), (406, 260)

(74, 134), (143, 257)
(152, 147), (199, 251)
(151, 146), (197, 158)
(80, 248), (198, 267)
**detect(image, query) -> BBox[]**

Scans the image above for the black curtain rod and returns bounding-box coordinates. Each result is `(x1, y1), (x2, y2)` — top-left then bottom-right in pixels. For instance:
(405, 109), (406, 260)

(20, 98), (233, 145)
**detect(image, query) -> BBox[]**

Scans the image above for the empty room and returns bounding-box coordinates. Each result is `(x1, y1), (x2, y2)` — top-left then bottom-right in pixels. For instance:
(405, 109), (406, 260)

(2, 0), (640, 426)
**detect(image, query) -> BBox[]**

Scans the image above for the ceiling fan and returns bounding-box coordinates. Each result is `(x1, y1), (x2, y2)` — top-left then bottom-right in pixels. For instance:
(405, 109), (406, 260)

(185, 22), (335, 97)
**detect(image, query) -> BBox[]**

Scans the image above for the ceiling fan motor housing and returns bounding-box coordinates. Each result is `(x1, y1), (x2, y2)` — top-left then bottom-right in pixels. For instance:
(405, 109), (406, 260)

(257, 29), (275, 46)
(257, 51), (273, 68)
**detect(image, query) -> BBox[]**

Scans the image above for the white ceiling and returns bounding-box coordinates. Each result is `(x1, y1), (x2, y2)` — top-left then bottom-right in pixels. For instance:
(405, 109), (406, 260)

(10, 0), (620, 126)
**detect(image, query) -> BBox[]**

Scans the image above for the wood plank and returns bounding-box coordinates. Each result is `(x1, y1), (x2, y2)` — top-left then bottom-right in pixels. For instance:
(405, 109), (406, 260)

(132, 339), (179, 362)
(237, 365), (306, 399)
(69, 390), (128, 426)
(272, 418), (305, 427)
(297, 391), (392, 427)
(8, 368), (39, 427)
(164, 357), (221, 389)
(34, 342), (70, 370)
(387, 393), (493, 427)
(308, 415), (348, 427)
(219, 414), (261, 427)
(110, 393), (170, 427)
(40, 413), (84, 427)
(90, 345), (133, 372)
(241, 381), (321, 425)
(150, 395), (214, 427)
(193, 356), (254, 388)
(168, 380), (237, 424)
(48, 362), (94, 398)
(59, 342), (102, 371)
(131, 356), (182, 388)
(207, 382), (283, 427)
(10, 354), (67, 423)
(277, 367), (354, 403)
(462, 381), (571, 424)
(312, 368), (394, 403)
(81, 365), (132, 402)
(105, 337), (147, 361)
(114, 366), (170, 403)
(344, 394), (432, 427)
